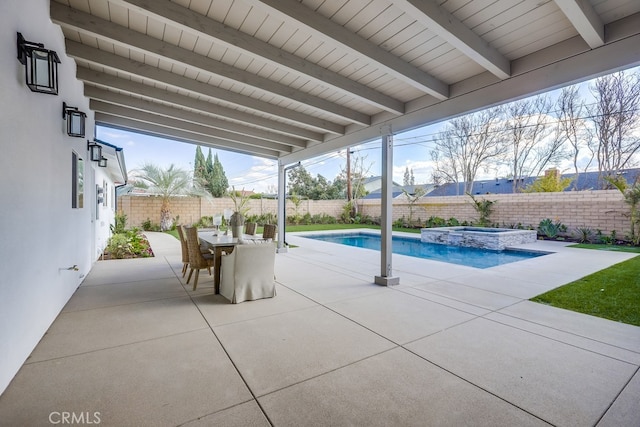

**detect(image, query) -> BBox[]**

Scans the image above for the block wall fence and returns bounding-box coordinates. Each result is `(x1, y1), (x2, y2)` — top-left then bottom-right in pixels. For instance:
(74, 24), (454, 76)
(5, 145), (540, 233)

(118, 190), (630, 236)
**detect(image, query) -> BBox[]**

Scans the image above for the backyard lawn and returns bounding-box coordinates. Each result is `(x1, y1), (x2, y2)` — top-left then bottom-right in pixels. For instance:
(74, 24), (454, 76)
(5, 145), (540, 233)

(531, 253), (640, 327)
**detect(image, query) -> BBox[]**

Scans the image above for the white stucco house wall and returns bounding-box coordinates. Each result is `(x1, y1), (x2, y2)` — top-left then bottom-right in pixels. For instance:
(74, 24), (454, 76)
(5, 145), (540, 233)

(0, 0), (127, 394)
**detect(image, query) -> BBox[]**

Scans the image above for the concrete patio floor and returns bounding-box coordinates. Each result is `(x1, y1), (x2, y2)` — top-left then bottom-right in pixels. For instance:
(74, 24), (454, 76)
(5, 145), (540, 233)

(1, 230), (639, 426)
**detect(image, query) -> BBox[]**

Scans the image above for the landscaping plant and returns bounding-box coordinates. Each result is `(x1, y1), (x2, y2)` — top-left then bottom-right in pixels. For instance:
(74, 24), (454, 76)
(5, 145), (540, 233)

(538, 218), (567, 239)
(468, 194), (496, 227)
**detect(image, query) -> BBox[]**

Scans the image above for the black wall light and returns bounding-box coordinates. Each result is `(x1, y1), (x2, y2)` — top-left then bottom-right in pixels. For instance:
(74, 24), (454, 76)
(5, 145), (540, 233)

(98, 157), (108, 168)
(17, 32), (60, 95)
(62, 102), (86, 137)
(88, 141), (102, 162)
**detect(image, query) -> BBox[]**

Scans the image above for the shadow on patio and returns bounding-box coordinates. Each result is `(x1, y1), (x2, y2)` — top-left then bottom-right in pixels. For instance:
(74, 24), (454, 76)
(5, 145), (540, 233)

(0, 231), (639, 426)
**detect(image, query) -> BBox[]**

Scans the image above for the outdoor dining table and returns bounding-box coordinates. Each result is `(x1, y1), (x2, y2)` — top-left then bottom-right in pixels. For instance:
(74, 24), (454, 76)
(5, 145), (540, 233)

(197, 231), (262, 293)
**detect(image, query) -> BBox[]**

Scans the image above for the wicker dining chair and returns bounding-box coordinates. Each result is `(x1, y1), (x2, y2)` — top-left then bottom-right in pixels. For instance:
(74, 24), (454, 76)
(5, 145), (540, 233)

(244, 222), (257, 236)
(262, 224), (276, 240)
(183, 226), (214, 291)
(176, 225), (190, 277)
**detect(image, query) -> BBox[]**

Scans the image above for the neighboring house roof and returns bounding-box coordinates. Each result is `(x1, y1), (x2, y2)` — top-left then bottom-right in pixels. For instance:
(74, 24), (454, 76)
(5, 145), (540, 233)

(425, 169), (640, 197)
(364, 184), (435, 199)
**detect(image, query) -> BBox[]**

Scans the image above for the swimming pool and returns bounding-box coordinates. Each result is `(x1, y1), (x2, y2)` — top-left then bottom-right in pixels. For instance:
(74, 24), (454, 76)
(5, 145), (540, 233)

(302, 232), (549, 269)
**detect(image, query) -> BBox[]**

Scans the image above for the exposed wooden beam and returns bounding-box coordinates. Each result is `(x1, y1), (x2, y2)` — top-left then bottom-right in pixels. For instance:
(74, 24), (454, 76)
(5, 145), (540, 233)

(395, 0), (510, 79)
(91, 100), (296, 155)
(96, 113), (280, 159)
(51, 2), (371, 125)
(66, 41), (344, 135)
(85, 86), (308, 149)
(281, 16), (640, 164)
(108, 0), (404, 115)
(244, 0), (449, 100)
(554, 0), (605, 48)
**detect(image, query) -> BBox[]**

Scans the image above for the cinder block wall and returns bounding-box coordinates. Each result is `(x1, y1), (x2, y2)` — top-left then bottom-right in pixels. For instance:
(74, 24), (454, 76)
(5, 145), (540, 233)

(361, 190), (628, 236)
(118, 195), (345, 226)
(119, 190), (630, 236)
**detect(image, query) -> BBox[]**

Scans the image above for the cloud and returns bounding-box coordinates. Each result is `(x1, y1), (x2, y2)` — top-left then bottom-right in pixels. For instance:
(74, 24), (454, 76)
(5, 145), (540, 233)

(393, 160), (435, 184)
(228, 157), (278, 192)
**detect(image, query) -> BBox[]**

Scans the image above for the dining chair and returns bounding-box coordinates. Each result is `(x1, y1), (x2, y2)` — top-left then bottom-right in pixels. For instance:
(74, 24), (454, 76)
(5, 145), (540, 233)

(244, 222), (257, 236)
(176, 225), (190, 277)
(183, 226), (214, 291)
(262, 223), (276, 240)
(220, 242), (276, 303)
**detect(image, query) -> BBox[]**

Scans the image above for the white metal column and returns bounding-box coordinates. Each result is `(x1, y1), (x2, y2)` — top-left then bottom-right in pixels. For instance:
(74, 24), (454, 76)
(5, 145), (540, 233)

(374, 127), (399, 286)
(276, 161), (287, 253)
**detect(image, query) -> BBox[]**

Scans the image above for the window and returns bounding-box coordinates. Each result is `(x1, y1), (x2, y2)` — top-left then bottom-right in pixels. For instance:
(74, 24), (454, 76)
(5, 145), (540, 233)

(72, 152), (84, 208)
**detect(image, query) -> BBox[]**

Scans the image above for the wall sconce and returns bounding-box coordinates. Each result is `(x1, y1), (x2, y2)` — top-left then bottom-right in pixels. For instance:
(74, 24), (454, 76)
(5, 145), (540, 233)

(98, 157), (108, 168)
(17, 32), (60, 95)
(62, 102), (86, 137)
(88, 141), (102, 162)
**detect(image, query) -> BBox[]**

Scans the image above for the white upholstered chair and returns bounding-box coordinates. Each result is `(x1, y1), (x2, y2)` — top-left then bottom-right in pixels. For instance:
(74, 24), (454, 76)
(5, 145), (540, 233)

(219, 242), (276, 303)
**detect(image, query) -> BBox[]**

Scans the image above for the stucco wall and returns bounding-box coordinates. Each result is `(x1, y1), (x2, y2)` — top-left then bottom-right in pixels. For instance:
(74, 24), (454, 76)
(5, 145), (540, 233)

(120, 190), (629, 236)
(0, 0), (115, 394)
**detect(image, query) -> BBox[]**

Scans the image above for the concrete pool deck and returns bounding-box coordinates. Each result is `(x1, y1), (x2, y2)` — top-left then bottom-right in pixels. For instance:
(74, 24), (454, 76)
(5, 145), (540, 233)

(1, 230), (639, 426)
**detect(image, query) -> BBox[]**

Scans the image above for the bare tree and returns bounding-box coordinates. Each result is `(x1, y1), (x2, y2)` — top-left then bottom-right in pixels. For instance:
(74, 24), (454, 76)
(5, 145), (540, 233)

(339, 152), (373, 218)
(430, 107), (506, 194)
(589, 71), (640, 186)
(556, 85), (594, 190)
(502, 95), (568, 192)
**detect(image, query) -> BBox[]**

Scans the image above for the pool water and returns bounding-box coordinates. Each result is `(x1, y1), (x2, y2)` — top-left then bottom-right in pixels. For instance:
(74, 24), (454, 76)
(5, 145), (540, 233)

(302, 233), (549, 269)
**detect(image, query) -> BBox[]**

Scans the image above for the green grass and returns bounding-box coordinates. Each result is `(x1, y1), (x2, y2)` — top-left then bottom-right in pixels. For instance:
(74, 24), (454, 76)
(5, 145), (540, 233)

(567, 243), (640, 253)
(530, 255), (640, 326)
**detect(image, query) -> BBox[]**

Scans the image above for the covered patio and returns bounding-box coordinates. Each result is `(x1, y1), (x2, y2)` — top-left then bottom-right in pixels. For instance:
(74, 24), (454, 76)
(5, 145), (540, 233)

(1, 232), (638, 425)
(3, 0), (640, 422)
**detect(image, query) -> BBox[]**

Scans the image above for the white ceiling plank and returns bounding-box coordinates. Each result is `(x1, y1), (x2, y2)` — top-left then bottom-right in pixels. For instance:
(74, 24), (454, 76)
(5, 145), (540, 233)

(107, 0), (405, 114)
(245, 0), (450, 99)
(96, 114), (280, 159)
(554, 0), (605, 48)
(90, 101), (295, 154)
(85, 86), (311, 148)
(66, 41), (345, 134)
(282, 13), (640, 164)
(51, 2), (372, 125)
(393, 0), (510, 79)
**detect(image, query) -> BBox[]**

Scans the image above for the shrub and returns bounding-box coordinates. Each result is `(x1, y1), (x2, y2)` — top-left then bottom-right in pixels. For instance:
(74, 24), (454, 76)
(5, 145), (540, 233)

(574, 227), (595, 243)
(598, 230), (617, 245)
(447, 217), (460, 226)
(425, 216), (446, 228)
(111, 213), (127, 234)
(106, 234), (132, 259)
(538, 218), (567, 238)
(468, 194), (496, 227)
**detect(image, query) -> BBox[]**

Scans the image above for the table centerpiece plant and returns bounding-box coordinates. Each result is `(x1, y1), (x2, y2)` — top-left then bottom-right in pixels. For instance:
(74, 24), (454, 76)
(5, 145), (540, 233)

(229, 187), (251, 238)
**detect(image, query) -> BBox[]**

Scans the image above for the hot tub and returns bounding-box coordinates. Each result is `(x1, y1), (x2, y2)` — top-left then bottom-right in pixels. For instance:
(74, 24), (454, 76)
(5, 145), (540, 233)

(420, 226), (537, 250)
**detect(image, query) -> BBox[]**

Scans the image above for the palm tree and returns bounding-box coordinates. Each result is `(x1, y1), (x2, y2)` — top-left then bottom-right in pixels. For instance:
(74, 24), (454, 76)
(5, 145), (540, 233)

(132, 163), (192, 231)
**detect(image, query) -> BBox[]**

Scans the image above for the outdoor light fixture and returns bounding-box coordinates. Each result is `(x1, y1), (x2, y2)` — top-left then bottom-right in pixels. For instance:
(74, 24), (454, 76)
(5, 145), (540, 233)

(98, 157), (108, 168)
(17, 32), (60, 95)
(62, 102), (86, 137)
(87, 141), (102, 162)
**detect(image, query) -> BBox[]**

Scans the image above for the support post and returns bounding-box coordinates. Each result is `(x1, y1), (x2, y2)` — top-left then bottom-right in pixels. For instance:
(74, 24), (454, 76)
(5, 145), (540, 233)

(276, 161), (287, 253)
(375, 126), (399, 286)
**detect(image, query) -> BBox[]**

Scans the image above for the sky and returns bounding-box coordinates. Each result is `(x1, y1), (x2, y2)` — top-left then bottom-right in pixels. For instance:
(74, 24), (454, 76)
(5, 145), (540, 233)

(95, 123), (446, 194)
(95, 66), (639, 194)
